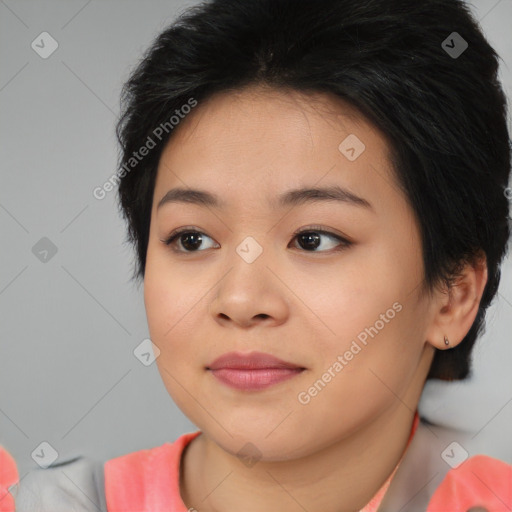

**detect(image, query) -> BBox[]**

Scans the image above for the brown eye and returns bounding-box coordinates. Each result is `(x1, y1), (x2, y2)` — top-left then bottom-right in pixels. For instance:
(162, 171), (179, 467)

(162, 229), (218, 252)
(289, 228), (352, 253)
(161, 226), (352, 254)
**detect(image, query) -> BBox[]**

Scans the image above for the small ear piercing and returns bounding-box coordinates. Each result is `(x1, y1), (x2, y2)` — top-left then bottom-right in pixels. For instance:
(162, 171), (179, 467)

(444, 335), (450, 347)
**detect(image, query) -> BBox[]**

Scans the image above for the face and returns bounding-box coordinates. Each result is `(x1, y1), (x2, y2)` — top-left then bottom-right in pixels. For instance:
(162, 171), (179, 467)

(144, 85), (435, 460)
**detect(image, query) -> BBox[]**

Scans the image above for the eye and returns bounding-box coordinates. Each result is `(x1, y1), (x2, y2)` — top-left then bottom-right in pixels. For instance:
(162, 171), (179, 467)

(289, 226), (352, 253)
(161, 225), (352, 253)
(161, 227), (218, 253)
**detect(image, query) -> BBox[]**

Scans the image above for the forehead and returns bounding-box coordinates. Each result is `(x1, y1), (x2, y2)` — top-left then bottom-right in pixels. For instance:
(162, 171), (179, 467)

(153, 85), (399, 213)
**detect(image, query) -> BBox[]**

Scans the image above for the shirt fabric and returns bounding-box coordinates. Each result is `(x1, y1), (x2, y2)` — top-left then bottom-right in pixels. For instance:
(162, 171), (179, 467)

(2, 411), (512, 511)
(105, 413), (420, 512)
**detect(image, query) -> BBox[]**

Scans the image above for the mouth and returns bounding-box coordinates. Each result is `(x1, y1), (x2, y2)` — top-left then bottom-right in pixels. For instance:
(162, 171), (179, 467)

(206, 351), (306, 391)
(207, 367), (305, 390)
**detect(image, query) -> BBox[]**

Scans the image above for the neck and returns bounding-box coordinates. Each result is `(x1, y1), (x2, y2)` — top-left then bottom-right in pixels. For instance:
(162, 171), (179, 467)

(181, 403), (419, 512)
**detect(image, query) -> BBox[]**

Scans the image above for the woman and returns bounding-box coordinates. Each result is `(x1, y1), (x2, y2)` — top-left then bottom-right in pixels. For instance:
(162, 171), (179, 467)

(2, 0), (511, 510)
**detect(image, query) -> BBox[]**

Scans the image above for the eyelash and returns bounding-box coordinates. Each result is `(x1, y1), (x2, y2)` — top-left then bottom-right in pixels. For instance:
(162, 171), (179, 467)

(160, 225), (353, 254)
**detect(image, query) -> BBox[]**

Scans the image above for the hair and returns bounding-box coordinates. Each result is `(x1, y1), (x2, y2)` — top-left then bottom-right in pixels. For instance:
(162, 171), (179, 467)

(115, 0), (511, 381)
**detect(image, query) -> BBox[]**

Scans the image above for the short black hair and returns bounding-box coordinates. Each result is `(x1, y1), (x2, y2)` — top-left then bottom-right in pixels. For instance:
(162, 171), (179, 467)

(115, 0), (511, 381)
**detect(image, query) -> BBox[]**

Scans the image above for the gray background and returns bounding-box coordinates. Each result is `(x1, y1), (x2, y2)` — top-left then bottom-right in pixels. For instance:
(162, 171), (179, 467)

(1, 0), (511, 478)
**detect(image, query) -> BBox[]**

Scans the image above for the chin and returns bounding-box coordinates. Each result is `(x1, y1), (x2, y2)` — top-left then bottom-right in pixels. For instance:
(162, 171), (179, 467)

(199, 418), (319, 463)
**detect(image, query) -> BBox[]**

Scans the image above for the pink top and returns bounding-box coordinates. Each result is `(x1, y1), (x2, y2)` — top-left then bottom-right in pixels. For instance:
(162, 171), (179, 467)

(426, 454), (512, 511)
(2, 412), (512, 511)
(0, 446), (17, 512)
(104, 414), (420, 512)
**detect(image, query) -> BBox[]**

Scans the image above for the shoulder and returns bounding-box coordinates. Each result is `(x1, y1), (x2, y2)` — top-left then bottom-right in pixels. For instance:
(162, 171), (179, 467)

(427, 454), (512, 511)
(104, 431), (201, 510)
(2, 432), (201, 512)
(11, 455), (107, 512)
(379, 417), (512, 511)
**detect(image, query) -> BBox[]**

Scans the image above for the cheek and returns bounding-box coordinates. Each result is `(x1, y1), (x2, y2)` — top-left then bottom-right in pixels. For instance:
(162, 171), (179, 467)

(144, 271), (172, 341)
(144, 250), (188, 360)
(144, 245), (194, 336)
(305, 250), (423, 400)
(313, 293), (425, 412)
(307, 252), (405, 357)
(294, 309), (420, 448)
(143, 264), (203, 413)
(143, 247), (217, 377)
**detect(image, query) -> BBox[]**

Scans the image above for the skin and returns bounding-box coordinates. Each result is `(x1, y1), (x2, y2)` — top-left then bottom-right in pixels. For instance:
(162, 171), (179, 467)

(143, 84), (488, 511)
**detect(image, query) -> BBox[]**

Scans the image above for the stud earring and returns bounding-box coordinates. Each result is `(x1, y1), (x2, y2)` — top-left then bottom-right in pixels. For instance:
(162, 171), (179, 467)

(444, 335), (450, 347)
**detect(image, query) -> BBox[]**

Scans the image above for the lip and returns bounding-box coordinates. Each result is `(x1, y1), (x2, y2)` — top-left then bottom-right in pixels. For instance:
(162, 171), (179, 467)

(207, 351), (304, 370)
(206, 351), (306, 391)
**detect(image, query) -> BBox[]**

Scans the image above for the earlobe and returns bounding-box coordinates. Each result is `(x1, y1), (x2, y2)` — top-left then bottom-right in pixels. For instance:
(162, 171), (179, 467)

(426, 253), (488, 352)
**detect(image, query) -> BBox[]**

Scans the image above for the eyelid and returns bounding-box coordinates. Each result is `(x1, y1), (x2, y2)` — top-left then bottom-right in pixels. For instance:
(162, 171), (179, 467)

(291, 224), (351, 241)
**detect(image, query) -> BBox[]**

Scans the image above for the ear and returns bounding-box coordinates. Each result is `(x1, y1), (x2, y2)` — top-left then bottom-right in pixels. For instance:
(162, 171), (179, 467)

(425, 252), (488, 350)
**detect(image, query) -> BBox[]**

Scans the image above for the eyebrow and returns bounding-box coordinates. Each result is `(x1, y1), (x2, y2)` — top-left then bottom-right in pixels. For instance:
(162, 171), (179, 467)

(157, 185), (373, 211)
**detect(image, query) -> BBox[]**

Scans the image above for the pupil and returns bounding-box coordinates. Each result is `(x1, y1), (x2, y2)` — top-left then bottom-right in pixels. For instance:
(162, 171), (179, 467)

(300, 232), (320, 250)
(182, 233), (202, 250)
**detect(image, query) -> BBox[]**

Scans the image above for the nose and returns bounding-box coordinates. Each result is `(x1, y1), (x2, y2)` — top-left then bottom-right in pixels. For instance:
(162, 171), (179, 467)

(208, 246), (290, 329)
